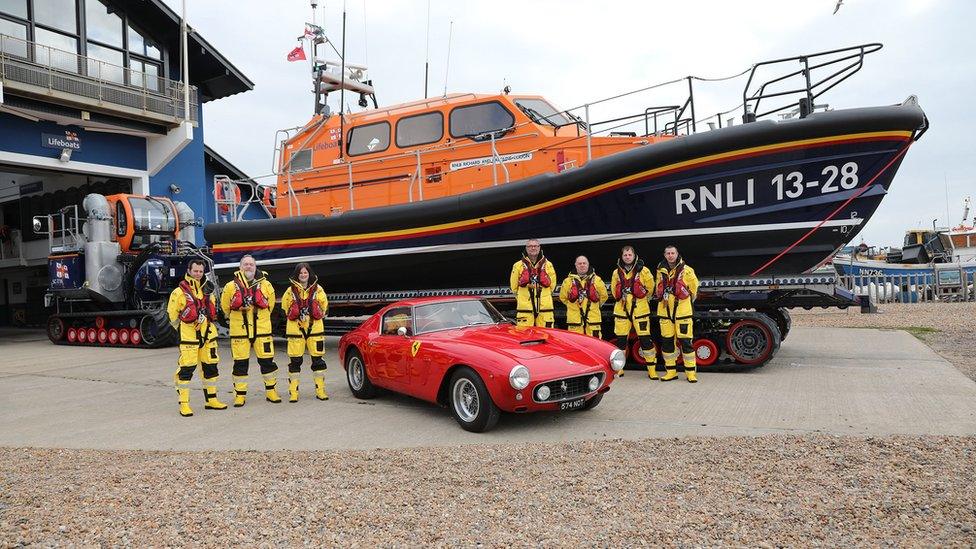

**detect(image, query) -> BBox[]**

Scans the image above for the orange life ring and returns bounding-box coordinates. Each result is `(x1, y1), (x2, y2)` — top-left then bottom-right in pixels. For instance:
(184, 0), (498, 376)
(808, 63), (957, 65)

(214, 181), (241, 214)
(261, 186), (277, 217)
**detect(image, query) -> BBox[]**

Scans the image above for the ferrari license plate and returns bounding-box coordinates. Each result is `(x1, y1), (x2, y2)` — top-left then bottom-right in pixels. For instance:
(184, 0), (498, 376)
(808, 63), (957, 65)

(559, 397), (586, 410)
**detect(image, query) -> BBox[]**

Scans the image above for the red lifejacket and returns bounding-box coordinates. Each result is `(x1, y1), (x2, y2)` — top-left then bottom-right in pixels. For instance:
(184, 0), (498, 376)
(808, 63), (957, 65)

(655, 263), (690, 301)
(519, 256), (551, 288)
(179, 281), (215, 324)
(289, 283), (323, 321)
(615, 261), (647, 299)
(232, 277), (269, 309)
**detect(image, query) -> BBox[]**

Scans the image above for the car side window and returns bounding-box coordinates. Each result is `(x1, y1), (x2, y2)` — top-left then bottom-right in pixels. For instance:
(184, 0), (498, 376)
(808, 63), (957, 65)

(382, 307), (412, 335)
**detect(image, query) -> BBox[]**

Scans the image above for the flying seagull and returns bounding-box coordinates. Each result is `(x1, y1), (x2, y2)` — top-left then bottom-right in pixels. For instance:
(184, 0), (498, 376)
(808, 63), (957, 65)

(833, 0), (844, 14)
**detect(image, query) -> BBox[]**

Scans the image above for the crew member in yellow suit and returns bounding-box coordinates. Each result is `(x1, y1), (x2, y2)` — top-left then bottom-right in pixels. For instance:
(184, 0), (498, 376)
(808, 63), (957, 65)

(654, 245), (700, 383)
(280, 262), (330, 402)
(610, 245), (656, 378)
(166, 258), (226, 417)
(509, 239), (557, 327)
(558, 255), (608, 338)
(221, 254), (281, 406)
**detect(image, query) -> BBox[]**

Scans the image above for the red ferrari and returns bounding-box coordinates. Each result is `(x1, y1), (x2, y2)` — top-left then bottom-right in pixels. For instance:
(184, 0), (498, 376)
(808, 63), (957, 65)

(339, 297), (626, 432)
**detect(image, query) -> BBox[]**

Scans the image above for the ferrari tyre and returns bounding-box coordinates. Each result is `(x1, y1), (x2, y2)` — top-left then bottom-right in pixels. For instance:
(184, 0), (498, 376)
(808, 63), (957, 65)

(448, 367), (500, 433)
(345, 348), (377, 399)
(579, 393), (604, 411)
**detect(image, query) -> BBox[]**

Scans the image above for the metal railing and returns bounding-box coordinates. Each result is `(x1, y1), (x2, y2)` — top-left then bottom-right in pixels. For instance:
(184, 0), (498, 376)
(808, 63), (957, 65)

(742, 43), (882, 122)
(0, 33), (198, 124)
(839, 272), (976, 303)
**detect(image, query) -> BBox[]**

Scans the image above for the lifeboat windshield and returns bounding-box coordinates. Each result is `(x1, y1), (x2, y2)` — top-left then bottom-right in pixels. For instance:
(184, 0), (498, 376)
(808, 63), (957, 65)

(514, 97), (573, 127)
(127, 196), (177, 250)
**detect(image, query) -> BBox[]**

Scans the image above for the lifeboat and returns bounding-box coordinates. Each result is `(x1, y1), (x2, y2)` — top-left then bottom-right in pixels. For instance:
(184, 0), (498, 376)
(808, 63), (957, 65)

(205, 42), (928, 291)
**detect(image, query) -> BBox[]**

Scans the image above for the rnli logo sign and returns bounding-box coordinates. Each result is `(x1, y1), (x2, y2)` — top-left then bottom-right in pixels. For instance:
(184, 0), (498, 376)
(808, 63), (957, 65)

(55, 262), (70, 279)
(42, 130), (82, 151)
(411, 341), (422, 357)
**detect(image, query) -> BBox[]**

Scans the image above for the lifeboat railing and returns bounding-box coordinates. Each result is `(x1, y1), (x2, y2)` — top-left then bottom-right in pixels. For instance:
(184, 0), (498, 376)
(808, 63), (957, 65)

(742, 43), (883, 122)
(286, 130), (541, 210)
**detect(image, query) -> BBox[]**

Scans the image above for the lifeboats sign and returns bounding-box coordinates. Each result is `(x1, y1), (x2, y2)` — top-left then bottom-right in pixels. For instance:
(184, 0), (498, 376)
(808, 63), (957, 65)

(41, 130), (82, 151)
(450, 151), (532, 171)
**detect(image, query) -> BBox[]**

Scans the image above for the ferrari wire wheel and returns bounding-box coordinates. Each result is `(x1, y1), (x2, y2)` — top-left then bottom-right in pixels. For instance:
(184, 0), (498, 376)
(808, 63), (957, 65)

(348, 355), (365, 390)
(452, 377), (480, 423)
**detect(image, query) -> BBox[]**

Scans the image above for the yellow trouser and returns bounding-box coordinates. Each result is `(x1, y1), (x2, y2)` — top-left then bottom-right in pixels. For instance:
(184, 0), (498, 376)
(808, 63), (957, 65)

(660, 318), (696, 369)
(516, 311), (554, 328)
(178, 339), (219, 367)
(231, 336), (274, 361)
(614, 314), (652, 337)
(568, 324), (602, 339)
(287, 335), (325, 358)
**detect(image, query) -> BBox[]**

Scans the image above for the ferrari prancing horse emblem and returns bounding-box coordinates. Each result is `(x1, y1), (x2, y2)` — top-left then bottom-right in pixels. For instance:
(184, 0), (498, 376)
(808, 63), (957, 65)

(411, 340), (422, 357)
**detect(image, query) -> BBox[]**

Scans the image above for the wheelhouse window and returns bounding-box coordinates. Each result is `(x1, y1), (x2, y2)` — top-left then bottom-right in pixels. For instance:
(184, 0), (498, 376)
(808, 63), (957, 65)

(288, 149), (312, 172)
(449, 101), (515, 139)
(396, 111), (444, 148)
(347, 121), (391, 156)
(382, 307), (412, 336)
(514, 98), (572, 127)
(0, 17), (28, 58)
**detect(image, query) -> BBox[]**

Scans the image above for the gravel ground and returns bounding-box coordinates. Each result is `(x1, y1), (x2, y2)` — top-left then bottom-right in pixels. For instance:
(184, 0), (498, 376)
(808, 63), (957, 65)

(2, 436), (975, 547)
(790, 302), (976, 382)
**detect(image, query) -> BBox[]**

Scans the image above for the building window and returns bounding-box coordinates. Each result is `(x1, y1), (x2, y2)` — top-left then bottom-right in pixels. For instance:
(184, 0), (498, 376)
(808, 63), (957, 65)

(86, 41), (123, 83)
(85, 0), (123, 48)
(0, 0), (27, 19)
(396, 112), (444, 148)
(128, 58), (160, 92)
(347, 121), (391, 156)
(34, 0), (77, 34)
(449, 102), (515, 139)
(33, 27), (79, 73)
(0, 17), (27, 58)
(127, 24), (160, 60)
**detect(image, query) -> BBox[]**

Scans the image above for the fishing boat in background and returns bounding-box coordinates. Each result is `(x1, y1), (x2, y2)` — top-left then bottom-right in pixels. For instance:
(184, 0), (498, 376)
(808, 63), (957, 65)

(205, 40), (928, 292)
(834, 197), (976, 280)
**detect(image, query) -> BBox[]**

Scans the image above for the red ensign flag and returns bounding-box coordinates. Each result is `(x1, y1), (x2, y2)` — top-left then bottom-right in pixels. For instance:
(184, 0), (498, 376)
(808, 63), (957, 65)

(287, 46), (306, 62)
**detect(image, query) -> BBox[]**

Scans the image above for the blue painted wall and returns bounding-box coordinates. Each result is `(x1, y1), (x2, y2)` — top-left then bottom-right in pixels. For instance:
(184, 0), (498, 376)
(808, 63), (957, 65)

(203, 160), (272, 222)
(149, 105), (209, 242)
(0, 112), (147, 170)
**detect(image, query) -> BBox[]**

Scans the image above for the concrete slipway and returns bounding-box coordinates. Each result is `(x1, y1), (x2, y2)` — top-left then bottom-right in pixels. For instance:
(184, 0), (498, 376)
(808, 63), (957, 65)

(0, 327), (973, 450)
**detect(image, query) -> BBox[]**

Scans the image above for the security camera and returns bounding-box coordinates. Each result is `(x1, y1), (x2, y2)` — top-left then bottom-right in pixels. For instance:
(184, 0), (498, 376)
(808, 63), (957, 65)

(169, 184), (181, 194)
(59, 148), (72, 163)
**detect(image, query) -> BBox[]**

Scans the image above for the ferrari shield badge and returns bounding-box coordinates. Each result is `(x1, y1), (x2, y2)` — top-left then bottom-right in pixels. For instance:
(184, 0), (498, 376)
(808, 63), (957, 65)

(411, 340), (422, 357)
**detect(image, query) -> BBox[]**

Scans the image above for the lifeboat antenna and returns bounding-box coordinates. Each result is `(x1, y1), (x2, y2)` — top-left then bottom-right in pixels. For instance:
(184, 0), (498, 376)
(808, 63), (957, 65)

(443, 20), (453, 97)
(424, 0), (431, 98)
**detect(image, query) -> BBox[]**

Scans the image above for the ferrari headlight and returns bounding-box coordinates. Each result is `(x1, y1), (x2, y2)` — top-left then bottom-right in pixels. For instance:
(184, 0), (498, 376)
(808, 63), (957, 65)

(509, 364), (530, 390)
(588, 376), (600, 392)
(536, 384), (551, 401)
(609, 349), (626, 371)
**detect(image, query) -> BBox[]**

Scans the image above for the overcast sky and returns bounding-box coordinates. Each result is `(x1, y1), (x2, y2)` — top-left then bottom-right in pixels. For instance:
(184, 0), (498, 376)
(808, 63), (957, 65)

(176, 0), (974, 248)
